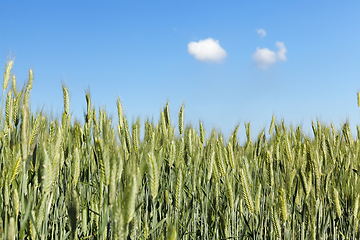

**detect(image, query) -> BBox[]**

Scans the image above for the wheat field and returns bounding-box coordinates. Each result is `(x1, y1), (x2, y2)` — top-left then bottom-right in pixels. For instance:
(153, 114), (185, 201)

(1, 60), (360, 239)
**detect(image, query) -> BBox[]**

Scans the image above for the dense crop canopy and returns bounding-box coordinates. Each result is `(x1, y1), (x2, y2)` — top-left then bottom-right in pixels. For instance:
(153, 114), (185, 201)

(1, 61), (360, 239)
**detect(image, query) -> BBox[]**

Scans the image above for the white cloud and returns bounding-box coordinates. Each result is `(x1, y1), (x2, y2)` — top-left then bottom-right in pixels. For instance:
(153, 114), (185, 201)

(188, 38), (227, 62)
(257, 29), (266, 38)
(252, 42), (287, 69)
(276, 41), (287, 61)
(252, 47), (277, 69)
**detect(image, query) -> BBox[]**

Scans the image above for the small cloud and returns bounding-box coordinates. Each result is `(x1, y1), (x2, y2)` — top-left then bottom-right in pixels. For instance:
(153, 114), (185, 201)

(276, 41), (287, 61)
(257, 29), (266, 38)
(188, 38), (227, 62)
(252, 47), (277, 69)
(252, 42), (287, 70)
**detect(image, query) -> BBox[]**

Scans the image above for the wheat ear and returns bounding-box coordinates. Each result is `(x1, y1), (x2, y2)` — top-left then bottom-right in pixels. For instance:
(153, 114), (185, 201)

(333, 188), (342, 218)
(165, 101), (170, 127)
(28, 115), (42, 156)
(161, 110), (167, 136)
(85, 91), (91, 122)
(240, 168), (254, 214)
(225, 175), (234, 209)
(148, 153), (159, 199)
(123, 166), (137, 225)
(165, 221), (177, 240)
(245, 122), (251, 144)
(271, 205), (281, 239)
(13, 92), (21, 127)
(169, 140), (176, 167)
(43, 148), (53, 196)
(5, 89), (12, 128)
(215, 140), (225, 177)
(279, 188), (287, 222)
(62, 84), (69, 115)
(266, 152), (274, 187)
(3, 59), (13, 91)
(73, 147), (80, 186)
(255, 183), (262, 214)
(132, 121), (139, 152)
(199, 121), (205, 145)
(28, 68), (33, 90)
(175, 169), (183, 211)
(207, 149), (215, 181)
(232, 124), (239, 150)
(353, 194), (359, 221)
(123, 117), (132, 153)
(82, 205), (88, 235)
(179, 104), (184, 135)
(13, 188), (19, 218)
(10, 152), (22, 184)
(117, 97), (124, 129)
(7, 217), (15, 240)
(228, 142), (235, 170)
(12, 75), (17, 95)
(269, 115), (275, 135)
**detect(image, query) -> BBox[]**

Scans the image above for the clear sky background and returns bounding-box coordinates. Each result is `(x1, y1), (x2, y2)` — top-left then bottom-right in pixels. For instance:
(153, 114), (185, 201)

(1, 1), (360, 143)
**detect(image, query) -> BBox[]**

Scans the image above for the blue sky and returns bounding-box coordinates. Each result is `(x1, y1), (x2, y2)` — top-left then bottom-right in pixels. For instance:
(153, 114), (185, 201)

(1, 1), (360, 142)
